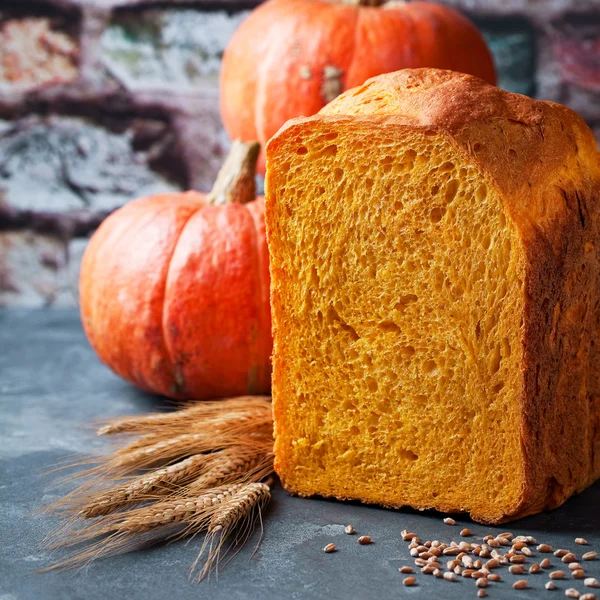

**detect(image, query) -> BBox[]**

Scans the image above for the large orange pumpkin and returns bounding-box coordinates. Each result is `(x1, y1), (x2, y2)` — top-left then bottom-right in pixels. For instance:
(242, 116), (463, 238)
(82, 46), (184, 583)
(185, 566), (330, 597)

(221, 0), (496, 173)
(80, 142), (272, 401)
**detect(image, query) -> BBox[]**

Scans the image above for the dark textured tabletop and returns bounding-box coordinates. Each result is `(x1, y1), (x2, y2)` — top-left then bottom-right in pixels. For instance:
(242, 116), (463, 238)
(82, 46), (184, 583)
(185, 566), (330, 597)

(2, 309), (600, 600)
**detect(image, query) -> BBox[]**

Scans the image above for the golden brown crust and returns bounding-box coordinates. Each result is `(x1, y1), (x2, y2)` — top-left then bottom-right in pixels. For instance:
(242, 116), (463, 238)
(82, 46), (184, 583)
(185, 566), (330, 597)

(267, 69), (600, 522)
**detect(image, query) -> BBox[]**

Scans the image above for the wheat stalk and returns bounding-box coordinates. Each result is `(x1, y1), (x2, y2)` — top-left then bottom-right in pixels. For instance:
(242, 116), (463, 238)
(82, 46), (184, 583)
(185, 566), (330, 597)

(79, 446), (273, 518)
(108, 427), (272, 474)
(79, 453), (211, 518)
(97, 396), (272, 436)
(41, 395), (275, 581)
(41, 482), (272, 574)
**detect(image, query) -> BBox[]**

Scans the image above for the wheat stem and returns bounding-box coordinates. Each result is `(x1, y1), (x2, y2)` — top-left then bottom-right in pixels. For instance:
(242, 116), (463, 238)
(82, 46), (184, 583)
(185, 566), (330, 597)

(97, 397), (271, 436)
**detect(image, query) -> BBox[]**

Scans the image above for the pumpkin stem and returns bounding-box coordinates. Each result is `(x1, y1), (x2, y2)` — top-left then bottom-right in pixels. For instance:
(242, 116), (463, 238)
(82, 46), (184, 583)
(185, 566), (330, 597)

(206, 140), (260, 206)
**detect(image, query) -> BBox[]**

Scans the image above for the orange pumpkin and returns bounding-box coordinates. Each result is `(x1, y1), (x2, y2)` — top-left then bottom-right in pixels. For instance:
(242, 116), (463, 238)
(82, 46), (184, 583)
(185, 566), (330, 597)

(80, 142), (271, 401)
(221, 0), (496, 173)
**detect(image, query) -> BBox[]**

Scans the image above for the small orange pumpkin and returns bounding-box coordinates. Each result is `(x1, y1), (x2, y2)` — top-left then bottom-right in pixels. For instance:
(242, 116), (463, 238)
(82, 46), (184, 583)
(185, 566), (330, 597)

(221, 0), (496, 173)
(80, 142), (271, 401)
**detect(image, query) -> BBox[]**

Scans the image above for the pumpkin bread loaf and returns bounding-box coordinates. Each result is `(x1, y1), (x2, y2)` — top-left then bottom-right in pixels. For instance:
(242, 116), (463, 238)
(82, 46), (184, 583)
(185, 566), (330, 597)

(265, 69), (600, 523)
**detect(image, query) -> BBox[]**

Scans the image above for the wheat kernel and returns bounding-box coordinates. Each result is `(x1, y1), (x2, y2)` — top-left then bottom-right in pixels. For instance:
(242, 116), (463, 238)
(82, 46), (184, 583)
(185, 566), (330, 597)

(547, 581), (557, 590)
(399, 566), (414, 574)
(460, 528), (471, 537)
(410, 548), (419, 557)
(576, 538), (589, 545)
(486, 559), (500, 569)
(444, 572), (457, 582)
(403, 576), (416, 586)
(513, 580), (529, 589)
(476, 578), (488, 588)
(421, 565), (436, 574)
(345, 524), (354, 535)
(511, 555), (526, 564)
(324, 543), (336, 553)
(488, 539), (500, 548)
(499, 532), (514, 540)
(581, 594), (598, 600)
(478, 590), (487, 598)
(510, 565), (525, 574)
(434, 569), (442, 578)
(358, 536), (372, 545)
(574, 570), (586, 579)
(454, 565), (463, 575)
(556, 549), (570, 558)
(415, 558), (427, 567)
(539, 544), (554, 552)
(570, 563), (584, 571)
(488, 573), (501, 582)
(550, 571), (568, 579)
(565, 589), (581, 598)
(444, 517), (456, 525)
(472, 571), (485, 579)
(585, 578), (600, 587)
(563, 553), (578, 563)
(443, 547), (460, 556)
(583, 553), (598, 561)
(530, 563), (542, 574)
(513, 542), (527, 551)
(463, 569), (475, 578)
(541, 558), (552, 568)
(522, 546), (534, 557)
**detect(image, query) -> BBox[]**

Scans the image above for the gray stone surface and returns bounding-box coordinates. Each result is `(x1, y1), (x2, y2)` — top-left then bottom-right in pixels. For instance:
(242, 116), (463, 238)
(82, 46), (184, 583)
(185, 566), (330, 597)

(101, 9), (249, 89)
(2, 309), (600, 599)
(0, 115), (181, 213)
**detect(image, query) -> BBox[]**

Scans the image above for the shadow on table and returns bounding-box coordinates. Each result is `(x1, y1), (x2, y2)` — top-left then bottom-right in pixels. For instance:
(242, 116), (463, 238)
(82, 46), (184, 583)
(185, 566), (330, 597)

(287, 478), (600, 535)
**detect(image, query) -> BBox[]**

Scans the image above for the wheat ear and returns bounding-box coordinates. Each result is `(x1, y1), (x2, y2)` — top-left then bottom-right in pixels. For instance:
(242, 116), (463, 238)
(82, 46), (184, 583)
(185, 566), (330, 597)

(97, 396), (272, 436)
(79, 445), (273, 518)
(191, 481), (271, 581)
(79, 453), (211, 517)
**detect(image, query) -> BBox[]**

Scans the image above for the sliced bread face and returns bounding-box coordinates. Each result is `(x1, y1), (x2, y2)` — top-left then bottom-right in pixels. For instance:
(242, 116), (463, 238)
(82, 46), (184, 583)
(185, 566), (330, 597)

(265, 69), (600, 524)
(267, 118), (525, 523)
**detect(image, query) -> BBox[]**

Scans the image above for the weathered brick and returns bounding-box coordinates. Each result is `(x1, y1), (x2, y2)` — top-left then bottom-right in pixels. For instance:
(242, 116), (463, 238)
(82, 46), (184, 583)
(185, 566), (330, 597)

(101, 8), (249, 91)
(0, 15), (78, 92)
(0, 115), (182, 214)
(0, 231), (70, 307)
(476, 18), (536, 96)
(437, 0), (599, 18)
(552, 21), (600, 92)
(537, 16), (600, 123)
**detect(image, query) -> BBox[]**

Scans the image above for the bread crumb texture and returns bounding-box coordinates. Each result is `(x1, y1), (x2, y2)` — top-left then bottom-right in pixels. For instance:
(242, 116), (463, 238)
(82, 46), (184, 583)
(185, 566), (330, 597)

(265, 69), (600, 523)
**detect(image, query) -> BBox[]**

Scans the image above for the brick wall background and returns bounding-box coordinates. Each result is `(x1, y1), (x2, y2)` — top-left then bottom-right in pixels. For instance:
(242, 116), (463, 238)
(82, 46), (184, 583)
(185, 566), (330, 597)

(1, 0), (599, 307)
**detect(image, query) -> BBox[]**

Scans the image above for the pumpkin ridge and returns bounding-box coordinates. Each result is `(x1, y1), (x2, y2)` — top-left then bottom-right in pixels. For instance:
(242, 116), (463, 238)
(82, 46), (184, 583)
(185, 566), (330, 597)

(246, 202), (269, 393)
(346, 2), (362, 93)
(160, 205), (205, 397)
